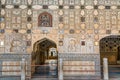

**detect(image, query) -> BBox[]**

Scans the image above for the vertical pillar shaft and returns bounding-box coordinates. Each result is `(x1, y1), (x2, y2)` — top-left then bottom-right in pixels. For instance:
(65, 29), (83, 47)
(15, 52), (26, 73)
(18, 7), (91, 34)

(59, 58), (63, 80)
(21, 58), (26, 80)
(103, 58), (109, 80)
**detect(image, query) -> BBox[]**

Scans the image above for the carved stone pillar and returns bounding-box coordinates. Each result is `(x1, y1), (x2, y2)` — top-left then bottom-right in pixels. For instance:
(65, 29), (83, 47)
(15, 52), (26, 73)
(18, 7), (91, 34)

(59, 58), (63, 80)
(103, 58), (109, 80)
(21, 58), (26, 80)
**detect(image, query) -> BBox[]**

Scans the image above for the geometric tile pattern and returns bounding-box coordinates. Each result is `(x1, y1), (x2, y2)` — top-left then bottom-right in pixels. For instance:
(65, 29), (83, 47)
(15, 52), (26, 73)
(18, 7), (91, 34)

(0, 54), (31, 78)
(1, 0), (120, 79)
(58, 53), (101, 77)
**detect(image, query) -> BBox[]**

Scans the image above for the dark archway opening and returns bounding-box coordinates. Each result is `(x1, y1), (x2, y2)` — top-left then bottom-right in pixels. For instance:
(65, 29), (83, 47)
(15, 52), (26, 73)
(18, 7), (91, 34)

(100, 35), (120, 65)
(32, 38), (58, 78)
(100, 35), (120, 78)
(117, 46), (120, 62)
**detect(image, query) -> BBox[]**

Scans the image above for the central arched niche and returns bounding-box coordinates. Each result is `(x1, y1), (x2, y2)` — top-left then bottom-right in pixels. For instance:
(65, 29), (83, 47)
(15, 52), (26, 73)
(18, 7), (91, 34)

(38, 12), (52, 27)
(32, 38), (58, 77)
(100, 35), (120, 65)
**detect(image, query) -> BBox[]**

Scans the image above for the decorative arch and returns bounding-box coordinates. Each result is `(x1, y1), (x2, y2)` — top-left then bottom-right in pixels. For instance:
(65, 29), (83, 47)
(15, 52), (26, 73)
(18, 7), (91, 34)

(99, 35), (120, 64)
(33, 38), (56, 52)
(31, 38), (58, 77)
(38, 12), (52, 27)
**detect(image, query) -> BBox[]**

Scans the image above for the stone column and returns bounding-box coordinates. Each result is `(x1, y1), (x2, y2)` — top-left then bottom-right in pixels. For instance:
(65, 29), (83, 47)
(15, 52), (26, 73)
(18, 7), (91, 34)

(21, 58), (26, 80)
(59, 58), (63, 80)
(103, 58), (109, 80)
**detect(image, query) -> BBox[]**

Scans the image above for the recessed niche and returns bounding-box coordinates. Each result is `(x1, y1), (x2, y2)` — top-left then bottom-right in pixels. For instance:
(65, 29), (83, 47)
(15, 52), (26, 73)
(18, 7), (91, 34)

(27, 17), (32, 22)
(1, 5), (5, 8)
(81, 41), (85, 46)
(43, 5), (48, 9)
(13, 29), (18, 33)
(28, 5), (32, 9)
(105, 6), (110, 9)
(59, 40), (63, 46)
(14, 5), (19, 8)
(81, 6), (85, 9)
(81, 17), (85, 22)
(27, 41), (31, 46)
(0, 41), (4, 46)
(27, 29), (31, 34)
(69, 5), (74, 9)
(94, 5), (98, 9)
(69, 29), (75, 34)
(106, 30), (111, 34)
(0, 29), (5, 33)
(59, 5), (63, 9)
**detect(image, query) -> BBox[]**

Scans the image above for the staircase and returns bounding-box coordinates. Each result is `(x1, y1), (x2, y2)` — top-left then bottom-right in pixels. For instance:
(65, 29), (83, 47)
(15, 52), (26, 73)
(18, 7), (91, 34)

(32, 65), (58, 80)
(34, 66), (50, 76)
(109, 66), (120, 79)
(101, 65), (120, 79)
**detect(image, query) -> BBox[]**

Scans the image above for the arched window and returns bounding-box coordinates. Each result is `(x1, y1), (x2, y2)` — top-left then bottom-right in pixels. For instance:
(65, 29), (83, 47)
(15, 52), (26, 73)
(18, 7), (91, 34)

(38, 12), (52, 27)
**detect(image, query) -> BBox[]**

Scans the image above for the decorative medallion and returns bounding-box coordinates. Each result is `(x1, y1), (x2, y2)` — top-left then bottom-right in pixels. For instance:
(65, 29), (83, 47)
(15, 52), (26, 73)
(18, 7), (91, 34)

(81, 24), (86, 29)
(94, 10), (98, 15)
(85, 6), (94, 9)
(111, 6), (117, 9)
(27, 9), (32, 15)
(75, 6), (80, 9)
(1, 0), (6, 4)
(6, 5), (14, 9)
(81, 10), (85, 16)
(19, 30), (26, 34)
(28, 0), (32, 5)
(81, 0), (85, 5)
(98, 5), (105, 9)
(1, 23), (5, 29)
(59, 34), (64, 39)
(59, 0), (63, 5)
(13, 10), (20, 15)
(58, 10), (63, 15)
(19, 5), (27, 9)
(94, 24), (99, 29)
(94, 41), (98, 46)
(49, 5), (58, 10)
(94, 0), (98, 5)
(94, 35), (99, 40)
(27, 34), (31, 40)
(1, 9), (5, 15)
(27, 23), (32, 29)
(58, 23), (64, 29)
(0, 17), (5, 22)
(32, 5), (42, 9)
(64, 6), (69, 9)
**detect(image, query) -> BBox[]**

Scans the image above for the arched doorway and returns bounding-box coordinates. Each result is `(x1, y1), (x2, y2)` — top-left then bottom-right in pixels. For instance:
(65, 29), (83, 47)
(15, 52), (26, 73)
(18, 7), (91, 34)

(100, 35), (120, 65)
(100, 35), (120, 78)
(117, 46), (120, 63)
(32, 38), (58, 78)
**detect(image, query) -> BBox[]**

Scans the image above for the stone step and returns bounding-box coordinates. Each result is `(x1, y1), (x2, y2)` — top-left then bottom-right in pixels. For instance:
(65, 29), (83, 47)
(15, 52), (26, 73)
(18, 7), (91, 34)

(31, 78), (58, 80)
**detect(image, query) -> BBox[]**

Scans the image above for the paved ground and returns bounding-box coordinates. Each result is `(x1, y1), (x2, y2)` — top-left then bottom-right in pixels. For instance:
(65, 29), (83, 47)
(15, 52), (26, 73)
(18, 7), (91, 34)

(31, 78), (58, 80)
(109, 78), (120, 80)
(31, 78), (120, 80)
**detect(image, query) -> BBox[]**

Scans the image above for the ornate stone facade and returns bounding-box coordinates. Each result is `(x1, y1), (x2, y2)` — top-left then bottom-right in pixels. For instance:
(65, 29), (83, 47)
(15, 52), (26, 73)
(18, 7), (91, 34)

(0, 0), (120, 79)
